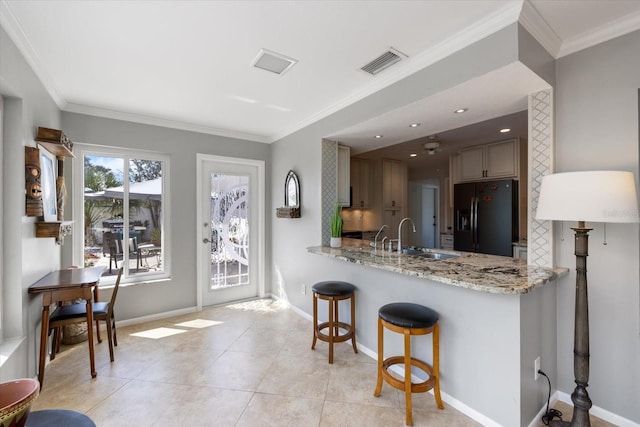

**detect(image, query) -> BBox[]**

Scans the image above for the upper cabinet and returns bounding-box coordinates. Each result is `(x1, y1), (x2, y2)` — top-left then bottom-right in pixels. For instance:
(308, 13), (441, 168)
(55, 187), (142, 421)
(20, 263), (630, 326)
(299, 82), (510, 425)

(382, 158), (406, 209)
(350, 158), (370, 208)
(337, 145), (351, 207)
(457, 139), (519, 182)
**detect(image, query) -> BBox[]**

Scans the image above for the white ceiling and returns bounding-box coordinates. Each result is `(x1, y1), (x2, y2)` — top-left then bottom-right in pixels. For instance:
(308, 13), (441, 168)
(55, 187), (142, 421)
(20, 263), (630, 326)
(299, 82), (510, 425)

(2, 0), (640, 149)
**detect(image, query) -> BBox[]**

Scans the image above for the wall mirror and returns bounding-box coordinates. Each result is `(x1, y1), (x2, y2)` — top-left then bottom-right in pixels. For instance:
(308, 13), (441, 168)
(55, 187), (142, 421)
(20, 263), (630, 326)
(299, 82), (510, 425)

(277, 170), (301, 218)
(285, 170), (300, 207)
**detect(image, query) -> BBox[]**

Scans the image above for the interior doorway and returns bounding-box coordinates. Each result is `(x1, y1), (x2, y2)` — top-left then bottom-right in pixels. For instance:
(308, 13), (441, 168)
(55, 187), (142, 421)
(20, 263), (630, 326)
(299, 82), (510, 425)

(408, 181), (439, 248)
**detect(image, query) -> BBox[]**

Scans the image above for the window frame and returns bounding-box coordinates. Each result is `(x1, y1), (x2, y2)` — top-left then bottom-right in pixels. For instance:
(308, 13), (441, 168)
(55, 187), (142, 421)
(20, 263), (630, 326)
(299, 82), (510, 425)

(72, 144), (171, 284)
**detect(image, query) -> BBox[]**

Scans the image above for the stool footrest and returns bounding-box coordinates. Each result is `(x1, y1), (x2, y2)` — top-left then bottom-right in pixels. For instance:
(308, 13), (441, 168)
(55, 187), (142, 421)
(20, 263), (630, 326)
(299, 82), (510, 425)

(315, 321), (355, 343)
(381, 356), (436, 393)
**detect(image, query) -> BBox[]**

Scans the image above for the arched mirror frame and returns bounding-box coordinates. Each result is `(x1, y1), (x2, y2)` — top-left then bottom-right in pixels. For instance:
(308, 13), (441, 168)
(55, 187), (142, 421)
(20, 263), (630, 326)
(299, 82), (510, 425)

(285, 170), (300, 208)
(277, 170), (301, 218)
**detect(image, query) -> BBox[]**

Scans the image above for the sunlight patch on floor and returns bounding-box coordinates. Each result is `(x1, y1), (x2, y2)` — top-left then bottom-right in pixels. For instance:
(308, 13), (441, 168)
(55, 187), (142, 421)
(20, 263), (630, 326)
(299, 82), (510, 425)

(226, 298), (289, 313)
(130, 327), (187, 339)
(174, 319), (222, 328)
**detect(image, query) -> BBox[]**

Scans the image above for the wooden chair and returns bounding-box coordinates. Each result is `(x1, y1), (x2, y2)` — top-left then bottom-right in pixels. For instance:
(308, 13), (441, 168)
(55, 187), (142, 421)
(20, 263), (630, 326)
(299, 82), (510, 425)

(50, 268), (123, 362)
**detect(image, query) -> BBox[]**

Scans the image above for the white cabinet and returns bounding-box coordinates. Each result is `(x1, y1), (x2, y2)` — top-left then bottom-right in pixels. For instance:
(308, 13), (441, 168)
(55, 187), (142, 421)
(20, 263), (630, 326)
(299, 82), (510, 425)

(458, 139), (519, 182)
(350, 158), (371, 208)
(441, 233), (454, 250)
(382, 159), (406, 209)
(337, 145), (351, 206)
(383, 209), (403, 239)
(513, 245), (527, 260)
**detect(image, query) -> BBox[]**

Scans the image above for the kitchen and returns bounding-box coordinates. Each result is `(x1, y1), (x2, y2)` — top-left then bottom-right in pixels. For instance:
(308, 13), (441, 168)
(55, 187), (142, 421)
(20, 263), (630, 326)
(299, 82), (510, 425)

(335, 109), (529, 259)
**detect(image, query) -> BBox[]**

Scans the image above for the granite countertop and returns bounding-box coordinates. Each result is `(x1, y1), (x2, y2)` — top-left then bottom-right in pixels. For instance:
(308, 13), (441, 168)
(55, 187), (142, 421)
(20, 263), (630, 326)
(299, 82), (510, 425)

(307, 238), (567, 295)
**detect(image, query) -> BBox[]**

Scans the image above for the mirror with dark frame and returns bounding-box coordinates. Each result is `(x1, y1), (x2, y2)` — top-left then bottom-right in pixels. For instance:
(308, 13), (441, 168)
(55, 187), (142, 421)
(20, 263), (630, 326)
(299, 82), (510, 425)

(285, 170), (300, 208)
(277, 170), (301, 218)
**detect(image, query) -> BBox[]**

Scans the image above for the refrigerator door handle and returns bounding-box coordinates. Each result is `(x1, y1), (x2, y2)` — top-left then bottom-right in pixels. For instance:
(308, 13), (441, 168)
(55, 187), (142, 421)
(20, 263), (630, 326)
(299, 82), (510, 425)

(473, 197), (479, 250)
(469, 197), (476, 247)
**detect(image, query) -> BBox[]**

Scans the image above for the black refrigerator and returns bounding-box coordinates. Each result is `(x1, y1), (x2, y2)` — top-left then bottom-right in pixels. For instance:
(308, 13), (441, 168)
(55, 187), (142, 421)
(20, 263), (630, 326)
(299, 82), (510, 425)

(454, 180), (518, 257)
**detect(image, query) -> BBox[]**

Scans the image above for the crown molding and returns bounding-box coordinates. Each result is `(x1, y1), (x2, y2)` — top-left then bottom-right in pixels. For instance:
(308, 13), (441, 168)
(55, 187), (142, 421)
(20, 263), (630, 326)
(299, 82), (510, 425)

(64, 103), (271, 143)
(270, 1), (523, 142)
(0, 1), (65, 107)
(558, 8), (640, 58)
(518, 0), (562, 58)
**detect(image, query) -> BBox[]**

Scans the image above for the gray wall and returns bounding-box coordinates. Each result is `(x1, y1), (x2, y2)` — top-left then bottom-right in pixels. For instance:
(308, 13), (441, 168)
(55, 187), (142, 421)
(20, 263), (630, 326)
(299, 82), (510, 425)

(1, 26), (63, 380)
(62, 112), (271, 322)
(554, 30), (640, 422)
(270, 24), (555, 426)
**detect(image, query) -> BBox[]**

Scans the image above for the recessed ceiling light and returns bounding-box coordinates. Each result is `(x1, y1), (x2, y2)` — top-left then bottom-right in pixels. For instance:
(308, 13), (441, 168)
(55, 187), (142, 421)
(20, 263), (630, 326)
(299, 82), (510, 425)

(375, 135), (383, 139)
(500, 128), (511, 133)
(454, 108), (468, 114)
(409, 123), (420, 128)
(409, 153), (418, 157)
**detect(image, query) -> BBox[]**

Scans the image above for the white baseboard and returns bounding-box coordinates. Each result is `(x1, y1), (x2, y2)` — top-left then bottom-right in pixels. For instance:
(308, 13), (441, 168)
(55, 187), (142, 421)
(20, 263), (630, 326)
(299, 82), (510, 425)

(548, 391), (639, 427)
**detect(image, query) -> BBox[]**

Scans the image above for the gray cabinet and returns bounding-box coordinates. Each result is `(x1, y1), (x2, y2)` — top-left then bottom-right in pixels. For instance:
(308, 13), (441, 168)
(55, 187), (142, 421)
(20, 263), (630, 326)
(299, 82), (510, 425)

(350, 158), (371, 208)
(458, 139), (519, 182)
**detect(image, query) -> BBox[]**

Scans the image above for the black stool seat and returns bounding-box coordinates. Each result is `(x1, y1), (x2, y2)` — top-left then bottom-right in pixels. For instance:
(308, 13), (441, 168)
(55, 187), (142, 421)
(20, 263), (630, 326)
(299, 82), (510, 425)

(312, 281), (356, 297)
(27, 409), (96, 427)
(379, 302), (438, 329)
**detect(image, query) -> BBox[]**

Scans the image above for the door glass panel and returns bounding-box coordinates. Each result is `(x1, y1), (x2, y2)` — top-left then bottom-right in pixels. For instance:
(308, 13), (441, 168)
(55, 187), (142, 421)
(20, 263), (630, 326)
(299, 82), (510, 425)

(209, 173), (249, 289)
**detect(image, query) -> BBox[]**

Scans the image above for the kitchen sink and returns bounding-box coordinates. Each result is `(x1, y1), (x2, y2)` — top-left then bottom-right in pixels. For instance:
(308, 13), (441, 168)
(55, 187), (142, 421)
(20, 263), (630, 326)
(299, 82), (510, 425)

(401, 247), (460, 260)
(414, 252), (459, 260)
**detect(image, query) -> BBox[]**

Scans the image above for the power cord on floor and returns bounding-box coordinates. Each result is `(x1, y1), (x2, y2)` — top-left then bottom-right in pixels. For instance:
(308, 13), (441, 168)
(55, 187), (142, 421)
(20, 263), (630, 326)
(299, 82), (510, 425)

(538, 370), (564, 425)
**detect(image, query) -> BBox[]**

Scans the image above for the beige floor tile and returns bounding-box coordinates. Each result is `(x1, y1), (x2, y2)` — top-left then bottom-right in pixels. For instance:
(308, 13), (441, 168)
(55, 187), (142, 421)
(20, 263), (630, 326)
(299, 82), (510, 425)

(34, 298), (536, 427)
(326, 360), (400, 408)
(193, 350), (274, 391)
(320, 400), (408, 427)
(235, 392), (324, 427)
(159, 384), (253, 427)
(257, 354), (331, 399)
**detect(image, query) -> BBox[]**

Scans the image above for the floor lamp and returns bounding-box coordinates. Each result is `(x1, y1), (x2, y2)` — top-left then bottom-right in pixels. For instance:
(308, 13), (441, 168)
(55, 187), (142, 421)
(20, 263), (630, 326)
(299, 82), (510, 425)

(536, 171), (639, 426)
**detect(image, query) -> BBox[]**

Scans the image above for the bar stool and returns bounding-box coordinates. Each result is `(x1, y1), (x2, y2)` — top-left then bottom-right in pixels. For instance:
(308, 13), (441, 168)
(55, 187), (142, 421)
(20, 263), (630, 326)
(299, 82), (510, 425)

(311, 281), (357, 363)
(27, 409), (96, 426)
(374, 302), (443, 426)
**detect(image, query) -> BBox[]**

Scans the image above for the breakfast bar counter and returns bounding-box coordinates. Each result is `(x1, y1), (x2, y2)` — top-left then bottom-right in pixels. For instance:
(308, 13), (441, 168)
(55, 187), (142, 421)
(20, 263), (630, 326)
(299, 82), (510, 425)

(307, 238), (567, 295)
(305, 238), (569, 425)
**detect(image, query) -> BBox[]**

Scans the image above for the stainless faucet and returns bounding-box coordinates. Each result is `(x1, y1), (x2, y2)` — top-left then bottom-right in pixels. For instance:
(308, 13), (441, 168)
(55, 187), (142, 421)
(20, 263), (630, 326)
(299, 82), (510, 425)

(374, 225), (388, 250)
(397, 217), (416, 253)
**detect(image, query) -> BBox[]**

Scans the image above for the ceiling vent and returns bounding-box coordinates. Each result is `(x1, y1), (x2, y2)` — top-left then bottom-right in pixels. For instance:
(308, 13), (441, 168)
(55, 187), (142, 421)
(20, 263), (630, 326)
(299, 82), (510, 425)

(360, 47), (407, 75)
(252, 49), (298, 76)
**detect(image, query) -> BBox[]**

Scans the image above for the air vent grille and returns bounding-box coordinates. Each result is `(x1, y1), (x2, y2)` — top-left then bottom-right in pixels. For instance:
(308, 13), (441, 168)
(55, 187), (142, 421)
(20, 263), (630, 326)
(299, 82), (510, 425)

(360, 48), (407, 75)
(252, 49), (297, 76)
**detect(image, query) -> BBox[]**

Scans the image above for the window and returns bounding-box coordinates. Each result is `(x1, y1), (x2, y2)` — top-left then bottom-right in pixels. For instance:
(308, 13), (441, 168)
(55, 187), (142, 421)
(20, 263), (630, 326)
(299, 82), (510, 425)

(73, 145), (170, 283)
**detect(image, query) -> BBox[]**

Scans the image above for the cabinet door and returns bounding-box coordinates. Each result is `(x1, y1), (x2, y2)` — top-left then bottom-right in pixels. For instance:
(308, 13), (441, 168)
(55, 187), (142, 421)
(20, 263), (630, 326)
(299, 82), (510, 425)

(383, 209), (402, 240)
(382, 159), (405, 208)
(351, 158), (370, 208)
(458, 146), (484, 181)
(337, 145), (350, 206)
(485, 140), (517, 178)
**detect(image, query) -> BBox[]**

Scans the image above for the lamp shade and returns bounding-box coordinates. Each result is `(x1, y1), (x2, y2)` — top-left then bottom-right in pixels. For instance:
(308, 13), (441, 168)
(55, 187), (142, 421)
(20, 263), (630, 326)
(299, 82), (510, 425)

(536, 171), (639, 223)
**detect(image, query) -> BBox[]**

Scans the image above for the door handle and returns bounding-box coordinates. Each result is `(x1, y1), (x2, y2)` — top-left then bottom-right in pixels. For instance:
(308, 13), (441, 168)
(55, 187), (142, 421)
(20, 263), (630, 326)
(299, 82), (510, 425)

(203, 238), (211, 244)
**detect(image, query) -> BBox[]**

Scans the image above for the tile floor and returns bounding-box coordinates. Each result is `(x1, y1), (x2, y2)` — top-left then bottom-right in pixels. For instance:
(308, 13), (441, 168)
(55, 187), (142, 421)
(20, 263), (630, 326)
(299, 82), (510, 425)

(32, 299), (612, 427)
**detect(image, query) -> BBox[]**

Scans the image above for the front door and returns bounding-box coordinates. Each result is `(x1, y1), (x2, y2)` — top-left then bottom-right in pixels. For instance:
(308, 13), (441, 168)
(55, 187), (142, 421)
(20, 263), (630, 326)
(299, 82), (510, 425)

(197, 155), (264, 307)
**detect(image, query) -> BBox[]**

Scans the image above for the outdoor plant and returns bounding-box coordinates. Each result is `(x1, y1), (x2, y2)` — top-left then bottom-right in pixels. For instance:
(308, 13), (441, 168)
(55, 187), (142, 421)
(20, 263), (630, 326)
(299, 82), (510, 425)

(330, 202), (343, 238)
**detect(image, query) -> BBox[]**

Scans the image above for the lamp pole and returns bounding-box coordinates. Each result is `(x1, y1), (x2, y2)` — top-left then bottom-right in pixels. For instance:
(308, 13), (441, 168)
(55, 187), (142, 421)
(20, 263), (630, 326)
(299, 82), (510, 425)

(551, 221), (592, 426)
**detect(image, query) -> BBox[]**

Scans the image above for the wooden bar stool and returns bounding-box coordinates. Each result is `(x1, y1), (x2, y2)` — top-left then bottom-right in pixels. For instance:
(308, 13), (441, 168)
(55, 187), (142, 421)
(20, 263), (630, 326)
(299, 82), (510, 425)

(311, 281), (357, 363)
(374, 302), (443, 426)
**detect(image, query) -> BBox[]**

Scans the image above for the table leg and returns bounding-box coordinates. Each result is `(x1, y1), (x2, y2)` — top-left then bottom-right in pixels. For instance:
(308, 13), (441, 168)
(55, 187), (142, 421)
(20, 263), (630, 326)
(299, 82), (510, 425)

(37, 306), (50, 389)
(85, 299), (97, 378)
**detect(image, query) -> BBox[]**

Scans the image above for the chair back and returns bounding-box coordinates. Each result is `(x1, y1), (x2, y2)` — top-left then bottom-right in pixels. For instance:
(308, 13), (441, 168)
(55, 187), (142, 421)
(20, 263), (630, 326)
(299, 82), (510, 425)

(108, 267), (123, 316)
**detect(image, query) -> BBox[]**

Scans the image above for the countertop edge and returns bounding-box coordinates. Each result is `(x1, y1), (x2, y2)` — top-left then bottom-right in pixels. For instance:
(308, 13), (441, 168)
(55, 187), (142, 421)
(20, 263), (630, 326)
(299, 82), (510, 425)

(307, 242), (568, 296)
